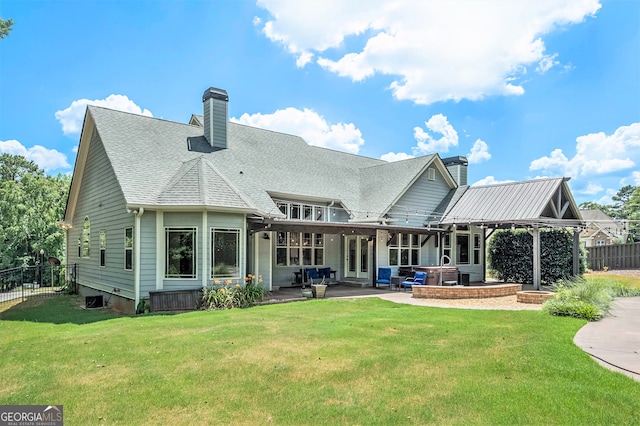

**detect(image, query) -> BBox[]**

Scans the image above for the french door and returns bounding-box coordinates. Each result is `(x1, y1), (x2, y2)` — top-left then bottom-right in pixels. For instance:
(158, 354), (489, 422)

(344, 236), (370, 279)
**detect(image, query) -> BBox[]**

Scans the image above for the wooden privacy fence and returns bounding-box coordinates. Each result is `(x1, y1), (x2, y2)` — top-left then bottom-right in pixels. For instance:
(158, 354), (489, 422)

(586, 242), (640, 270)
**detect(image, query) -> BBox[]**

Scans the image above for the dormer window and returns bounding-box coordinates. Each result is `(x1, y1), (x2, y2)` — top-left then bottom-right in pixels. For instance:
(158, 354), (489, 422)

(275, 200), (328, 222)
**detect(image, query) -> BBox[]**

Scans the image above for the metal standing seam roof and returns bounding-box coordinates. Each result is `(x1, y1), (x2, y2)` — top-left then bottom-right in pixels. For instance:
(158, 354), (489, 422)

(441, 177), (581, 225)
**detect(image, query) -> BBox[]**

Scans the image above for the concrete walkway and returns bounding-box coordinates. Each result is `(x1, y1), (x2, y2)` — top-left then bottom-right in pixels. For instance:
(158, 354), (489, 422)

(574, 297), (640, 382)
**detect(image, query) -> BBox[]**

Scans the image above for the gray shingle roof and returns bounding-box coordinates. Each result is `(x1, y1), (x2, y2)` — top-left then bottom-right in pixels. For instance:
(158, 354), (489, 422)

(87, 106), (431, 218)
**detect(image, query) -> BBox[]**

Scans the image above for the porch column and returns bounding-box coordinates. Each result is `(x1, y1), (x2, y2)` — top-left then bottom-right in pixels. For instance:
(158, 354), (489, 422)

(202, 211), (208, 288)
(532, 226), (540, 290)
(134, 208), (145, 306)
(573, 228), (581, 276)
(156, 211), (163, 290)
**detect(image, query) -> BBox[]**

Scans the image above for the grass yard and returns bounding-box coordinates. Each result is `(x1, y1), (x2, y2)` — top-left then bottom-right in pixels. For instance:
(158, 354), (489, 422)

(1, 293), (639, 425)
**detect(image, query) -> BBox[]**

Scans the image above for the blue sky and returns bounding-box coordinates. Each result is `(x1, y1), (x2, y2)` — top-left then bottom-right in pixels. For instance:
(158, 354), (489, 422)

(1, 0), (638, 206)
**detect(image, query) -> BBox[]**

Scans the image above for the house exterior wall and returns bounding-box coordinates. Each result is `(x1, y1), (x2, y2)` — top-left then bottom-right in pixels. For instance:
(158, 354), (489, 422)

(68, 128), (136, 302)
(255, 232), (272, 289)
(391, 166), (452, 227)
(581, 226), (617, 247)
(374, 226), (484, 283)
(139, 211), (157, 297)
(269, 232), (342, 287)
(450, 227), (484, 283)
(157, 211), (246, 292)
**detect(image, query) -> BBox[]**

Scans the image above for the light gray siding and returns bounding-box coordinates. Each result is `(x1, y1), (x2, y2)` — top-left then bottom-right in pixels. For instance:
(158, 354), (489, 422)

(391, 166), (452, 227)
(139, 211), (157, 297)
(203, 97), (228, 150)
(256, 233), (272, 289)
(70, 128), (135, 298)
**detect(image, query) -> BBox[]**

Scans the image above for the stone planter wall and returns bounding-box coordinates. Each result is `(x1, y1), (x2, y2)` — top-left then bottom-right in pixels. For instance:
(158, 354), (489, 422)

(516, 291), (555, 304)
(412, 284), (522, 299)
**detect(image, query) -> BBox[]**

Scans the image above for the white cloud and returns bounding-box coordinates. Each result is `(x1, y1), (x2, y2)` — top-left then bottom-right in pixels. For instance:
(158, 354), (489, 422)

(413, 114), (458, 155)
(380, 152), (414, 162)
(536, 53), (559, 74)
(633, 171), (640, 185)
(467, 139), (491, 164)
(529, 122), (640, 178)
(55, 94), (152, 136)
(257, 0), (601, 105)
(231, 107), (364, 154)
(0, 139), (71, 171)
(577, 182), (604, 195)
(472, 176), (515, 186)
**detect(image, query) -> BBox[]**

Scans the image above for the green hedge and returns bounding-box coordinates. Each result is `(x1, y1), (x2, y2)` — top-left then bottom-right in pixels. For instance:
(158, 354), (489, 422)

(488, 229), (586, 284)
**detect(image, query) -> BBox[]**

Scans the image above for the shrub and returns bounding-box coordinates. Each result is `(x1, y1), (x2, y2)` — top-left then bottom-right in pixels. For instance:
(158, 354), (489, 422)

(541, 276), (640, 321)
(609, 282), (640, 297)
(202, 274), (267, 310)
(488, 229), (587, 284)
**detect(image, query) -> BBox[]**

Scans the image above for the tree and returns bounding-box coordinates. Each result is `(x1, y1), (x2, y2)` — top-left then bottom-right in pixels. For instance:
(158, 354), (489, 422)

(0, 155), (71, 269)
(0, 17), (14, 39)
(0, 153), (41, 182)
(627, 186), (640, 242)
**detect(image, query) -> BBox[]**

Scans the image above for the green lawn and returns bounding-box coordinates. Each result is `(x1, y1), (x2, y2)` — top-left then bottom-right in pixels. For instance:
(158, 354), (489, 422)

(1, 294), (638, 425)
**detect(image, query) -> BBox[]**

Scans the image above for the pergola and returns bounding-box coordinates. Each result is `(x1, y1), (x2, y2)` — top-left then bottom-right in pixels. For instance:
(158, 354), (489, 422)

(439, 178), (583, 289)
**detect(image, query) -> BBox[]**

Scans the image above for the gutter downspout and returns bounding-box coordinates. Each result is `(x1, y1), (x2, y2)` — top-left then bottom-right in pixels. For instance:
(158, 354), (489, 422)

(134, 208), (144, 308)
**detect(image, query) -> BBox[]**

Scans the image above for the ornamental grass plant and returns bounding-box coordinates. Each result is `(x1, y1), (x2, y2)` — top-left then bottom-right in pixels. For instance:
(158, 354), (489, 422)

(543, 275), (640, 321)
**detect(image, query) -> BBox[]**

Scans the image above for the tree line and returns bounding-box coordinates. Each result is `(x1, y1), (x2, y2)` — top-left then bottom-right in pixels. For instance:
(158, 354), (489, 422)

(0, 154), (71, 269)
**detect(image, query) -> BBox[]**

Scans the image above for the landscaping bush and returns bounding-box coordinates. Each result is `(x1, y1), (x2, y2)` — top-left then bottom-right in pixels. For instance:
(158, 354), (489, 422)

(202, 274), (267, 310)
(542, 276), (639, 321)
(488, 228), (586, 284)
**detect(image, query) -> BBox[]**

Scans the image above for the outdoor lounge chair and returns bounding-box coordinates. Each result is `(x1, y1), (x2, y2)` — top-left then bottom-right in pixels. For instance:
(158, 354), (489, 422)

(318, 267), (332, 281)
(376, 267), (392, 289)
(305, 267), (319, 284)
(401, 271), (427, 290)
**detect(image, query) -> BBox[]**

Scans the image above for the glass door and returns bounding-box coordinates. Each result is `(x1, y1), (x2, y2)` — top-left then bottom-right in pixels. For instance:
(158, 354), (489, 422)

(344, 236), (370, 279)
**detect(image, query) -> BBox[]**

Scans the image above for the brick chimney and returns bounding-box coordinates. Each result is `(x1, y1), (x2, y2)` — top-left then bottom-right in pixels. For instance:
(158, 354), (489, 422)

(202, 87), (228, 149)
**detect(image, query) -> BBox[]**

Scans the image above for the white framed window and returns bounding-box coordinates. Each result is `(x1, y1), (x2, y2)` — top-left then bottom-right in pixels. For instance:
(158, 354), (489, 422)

(275, 200), (328, 222)
(124, 227), (133, 271)
(276, 232), (324, 266)
(428, 168), (436, 181)
(388, 233), (420, 266)
(165, 227), (197, 279)
(82, 216), (90, 258)
(99, 231), (106, 267)
(212, 228), (240, 279)
(596, 240), (606, 246)
(443, 234), (451, 260)
(473, 233), (482, 265)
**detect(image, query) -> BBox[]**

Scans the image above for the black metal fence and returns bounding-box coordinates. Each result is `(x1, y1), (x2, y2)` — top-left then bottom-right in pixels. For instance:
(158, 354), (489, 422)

(0, 264), (77, 306)
(586, 242), (640, 270)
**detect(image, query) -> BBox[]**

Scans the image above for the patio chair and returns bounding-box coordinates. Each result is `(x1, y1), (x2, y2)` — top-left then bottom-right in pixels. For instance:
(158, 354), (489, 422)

(304, 267), (319, 284)
(376, 267), (392, 289)
(401, 271), (427, 290)
(318, 267), (332, 281)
